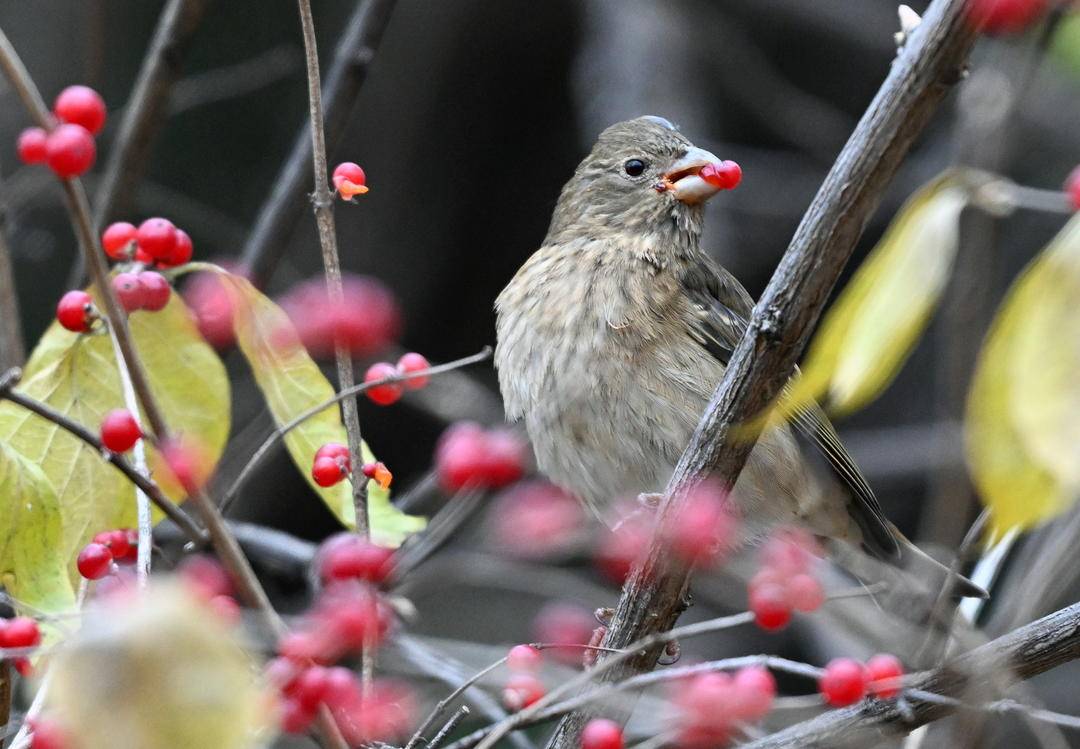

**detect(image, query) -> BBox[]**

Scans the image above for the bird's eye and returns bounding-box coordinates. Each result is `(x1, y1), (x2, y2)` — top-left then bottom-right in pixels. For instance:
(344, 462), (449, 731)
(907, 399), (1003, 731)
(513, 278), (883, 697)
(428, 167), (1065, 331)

(623, 159), (646, 177)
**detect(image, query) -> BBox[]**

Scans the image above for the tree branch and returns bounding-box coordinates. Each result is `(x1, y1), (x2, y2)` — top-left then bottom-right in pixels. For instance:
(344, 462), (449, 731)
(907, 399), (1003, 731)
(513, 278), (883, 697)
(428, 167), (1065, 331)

(545, 0), (979, 745)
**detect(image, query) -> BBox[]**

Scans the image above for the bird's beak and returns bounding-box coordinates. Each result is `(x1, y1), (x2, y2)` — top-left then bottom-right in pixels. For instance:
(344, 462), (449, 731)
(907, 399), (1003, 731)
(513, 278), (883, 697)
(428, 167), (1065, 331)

(663, 147), (721, 204)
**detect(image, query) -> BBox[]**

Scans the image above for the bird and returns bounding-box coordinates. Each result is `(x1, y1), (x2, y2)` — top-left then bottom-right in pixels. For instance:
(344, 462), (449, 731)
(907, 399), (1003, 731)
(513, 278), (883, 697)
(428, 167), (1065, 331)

(494, 115), (984, 598)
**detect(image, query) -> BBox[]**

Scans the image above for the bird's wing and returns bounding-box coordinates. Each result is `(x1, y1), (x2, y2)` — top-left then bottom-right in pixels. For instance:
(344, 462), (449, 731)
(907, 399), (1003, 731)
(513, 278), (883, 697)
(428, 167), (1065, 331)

(679, 255), (899, 559)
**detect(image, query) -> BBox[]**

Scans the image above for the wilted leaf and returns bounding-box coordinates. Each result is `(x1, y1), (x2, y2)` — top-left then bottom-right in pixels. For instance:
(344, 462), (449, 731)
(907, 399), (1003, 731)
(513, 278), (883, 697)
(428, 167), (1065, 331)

(792, 175), (968, 414)
(966, 214), (1080, 535)
(0, 288), (229, 561)
(211, 271), (424, 546)
(49, 583), (267, 749)
(0, 442), (76, 615)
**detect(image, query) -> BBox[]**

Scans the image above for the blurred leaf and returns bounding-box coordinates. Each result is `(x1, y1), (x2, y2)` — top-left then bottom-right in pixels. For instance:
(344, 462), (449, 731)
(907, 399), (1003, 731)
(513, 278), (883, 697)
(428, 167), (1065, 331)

(0, 288), (229, 562)
(50, 583), (267, 749)
(792, 175), (968, 414)
(0, 442), (76, 616)
(214, 271), (425, 546)
(1051, 11), (1080, 77)
(967, 214), (1080, 535)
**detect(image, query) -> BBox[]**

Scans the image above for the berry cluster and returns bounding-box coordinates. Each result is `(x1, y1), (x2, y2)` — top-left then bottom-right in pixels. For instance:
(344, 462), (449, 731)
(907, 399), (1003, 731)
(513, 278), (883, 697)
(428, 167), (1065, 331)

(176, 554), (241, 625)
(0, 616), (41, 677)
(75, 528), (139, 581)
(487, 481), (583, 559)
(818, 654), (905, 707)
(435, 422), (527, 492)
(363, 351), (432, 406)
(317, 533), (395, 585)
(279, 275), (401, 359)
(699, 160), (742, 190)
(102, 217), (193, 267)
(332, 162), (369, 200)
(17, 85), (105, 178)
(502, 645), (545, 711)
(747, 528), (825, 631)
(672, 666), (777, 747)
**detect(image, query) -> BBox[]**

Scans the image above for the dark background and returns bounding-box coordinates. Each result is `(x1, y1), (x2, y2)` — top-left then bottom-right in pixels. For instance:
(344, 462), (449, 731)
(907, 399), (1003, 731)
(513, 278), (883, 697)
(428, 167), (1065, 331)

(3, 2), (1080, 746)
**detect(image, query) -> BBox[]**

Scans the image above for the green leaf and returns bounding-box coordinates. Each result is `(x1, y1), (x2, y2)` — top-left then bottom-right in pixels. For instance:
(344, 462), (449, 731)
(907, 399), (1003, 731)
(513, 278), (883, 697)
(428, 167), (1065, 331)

(967, 214), (1080, 535)
(792, 175), (968, 414)
(0, 287), (229, 561)
(211, 271), (424, 547)
(0, 442), (76, 615)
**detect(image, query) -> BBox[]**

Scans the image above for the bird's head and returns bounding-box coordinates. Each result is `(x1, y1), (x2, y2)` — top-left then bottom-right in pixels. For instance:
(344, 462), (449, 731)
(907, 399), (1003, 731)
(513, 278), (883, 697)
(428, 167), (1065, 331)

(546, 116), (734, 249)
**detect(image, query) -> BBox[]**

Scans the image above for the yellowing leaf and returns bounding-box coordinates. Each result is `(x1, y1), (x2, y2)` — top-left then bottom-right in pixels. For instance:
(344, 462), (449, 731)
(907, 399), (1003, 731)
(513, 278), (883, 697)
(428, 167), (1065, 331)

(967, 214), (1080, 535)
(212, 272), (424, 546)
(0, 442), (76, 615)
(0, 288), (229, 561)
(792, 176), (968, 414)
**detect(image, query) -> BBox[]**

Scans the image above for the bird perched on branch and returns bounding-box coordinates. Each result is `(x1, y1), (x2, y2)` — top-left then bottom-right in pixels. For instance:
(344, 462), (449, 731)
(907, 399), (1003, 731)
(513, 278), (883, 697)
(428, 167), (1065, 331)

(495, 116), (984, 598)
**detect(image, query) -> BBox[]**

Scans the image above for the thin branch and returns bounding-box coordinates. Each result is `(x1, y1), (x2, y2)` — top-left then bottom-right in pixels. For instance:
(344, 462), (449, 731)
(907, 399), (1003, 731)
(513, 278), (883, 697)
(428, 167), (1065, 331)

(429, 706), (471, 749)
(220, 347), (491, 515)
(405, 657), (509, 749)
(168, 45), (302, 115)
(545, 1), (978, 746)
(241, 0), (398, 285)
(0, 188), (23, 369)
(0, 368), (204, 543)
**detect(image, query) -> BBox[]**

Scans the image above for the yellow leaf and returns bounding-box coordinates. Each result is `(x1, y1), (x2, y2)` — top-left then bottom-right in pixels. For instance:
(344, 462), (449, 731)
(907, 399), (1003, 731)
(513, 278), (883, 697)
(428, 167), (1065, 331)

(0, 288), (229, 562)
(213, 272), (425, 547)
(967, 214), (1080, 535)
(793, 175), (968, 414)
(0, 442), (76, 615)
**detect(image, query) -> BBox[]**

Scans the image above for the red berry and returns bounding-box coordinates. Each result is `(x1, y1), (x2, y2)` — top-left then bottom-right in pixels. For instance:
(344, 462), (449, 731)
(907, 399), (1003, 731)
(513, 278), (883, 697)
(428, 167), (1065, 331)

(507, 644), (542, 672)
(699, 160), (742, 190)
(481, 430), (527, 487)
(44, 124), (96, 178)
(137, 271), (172, 312)
(102, 221), (137, 260)
(56, 290), (95, 332)
(866, 653), (905, 700)
(315, 442), (351, 465)
(760, 528), (817, 574)
(93, 528), (135, 561)
(819, 658), (868, 707)
(2, 617), (41, 648)
(100, 409), (142, 452)
(1065, 166), (1080, 211)
(136, 217), (178, 261)
(28, 718), (69, 749)
(731, 666), (777, 721)
(318, 534), (394, 584)
(280, 275), (400, 358)
(436, 422), (489, 491)
(364, 362), (403, 405)
(581, 719), (624, 749)
(76, 542), (113, 580)
(663, 482), (734, 567)
(396, 352), (431, 390)
(312, 456), (346, 487)
(332, 162), (368, 198)
(160, 228), (193, 267)
(672, 673), (735, 748)
(112, 271), (146, 312)
(53, 85), (106, 135)
(967, 0), (1047, 34)
(178, 554), (233, 599)
(16, 127), (48, 164)
(488, 481), (583, 558)
(280, 697), (317, 734)
(361, 461), (393, 490)
(502, 673), (545, 711)
(161, 438), (209, 493)
(749, 582), (792, 632)
(788, 573), (825, 613)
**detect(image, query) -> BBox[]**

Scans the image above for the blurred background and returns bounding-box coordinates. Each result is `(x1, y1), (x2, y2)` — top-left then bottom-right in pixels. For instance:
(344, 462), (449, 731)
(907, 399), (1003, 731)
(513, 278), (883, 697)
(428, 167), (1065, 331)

(3, 1), (1080, 746)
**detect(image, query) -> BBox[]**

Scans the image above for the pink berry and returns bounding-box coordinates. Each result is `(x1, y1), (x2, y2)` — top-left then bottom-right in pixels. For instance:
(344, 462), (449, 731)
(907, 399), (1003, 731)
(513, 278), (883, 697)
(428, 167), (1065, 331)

(396, 352), (431, 390)
(507, 644), (542, 672)
(663, 482), (734, 567)
(294, 666), (332, 709)
(748, 582), (792, 632)
(502, 673), (545, 711)
(364, 362), (403, 405)
(787, 573), (825, 612)
(45, 123), (96, 178)
(819, 658), (868, 707)
(332, 162), (368, 198)
(280, 697), (317, 734)
(1064, 166), (1080, 211)
(531, 602), (594, 665)
(731, 666), (777, 721)
(595, 517), (651, 584)
(161, 438), (208, 493)
(209, 594), (241, 625)
(581, 719), (624, 749)
(102, 221), (137, 260)
(315, 442), (351, 466)
(481, 430), (527, 487)
(28, 718), (69, 749)
(672, 673), (735, 748)
(137, 271), (172, 312)
(160, 228), (193, 267)
(1, 616), (41, 648)
(318, 534), (394, 584)
(699, 160), (742, 190)
(967, 0), (1047, 34)
(56, 290), (94, 332)
(16, 127), (48, 164)
(76, 542), (113, 580)
(53, 85), (106, 135)
(178, 554), (233, 599)
(866, 653), (905, 700)
(312, 456), (346, 487)
(100, 409), (142, 452)
(436, 422), (489, 491)
(112, 271), (146, 312)
(136, 217), (178, 261)
(760, 528), (817, 574)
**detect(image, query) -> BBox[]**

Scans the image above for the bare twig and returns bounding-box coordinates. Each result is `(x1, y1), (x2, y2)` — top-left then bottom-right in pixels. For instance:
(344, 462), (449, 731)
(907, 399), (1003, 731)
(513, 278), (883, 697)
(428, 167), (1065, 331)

(0, 190), (23, 369)
(242, 0), (398, 285)
(405, 657), (509, 749)
(545, 1), (978, 746)
(429, 706), (471, 749)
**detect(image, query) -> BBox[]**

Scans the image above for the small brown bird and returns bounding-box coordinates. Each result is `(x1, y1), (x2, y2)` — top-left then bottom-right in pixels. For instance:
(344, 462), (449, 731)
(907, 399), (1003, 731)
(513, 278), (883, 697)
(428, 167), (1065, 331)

(495, 116), (983, 597)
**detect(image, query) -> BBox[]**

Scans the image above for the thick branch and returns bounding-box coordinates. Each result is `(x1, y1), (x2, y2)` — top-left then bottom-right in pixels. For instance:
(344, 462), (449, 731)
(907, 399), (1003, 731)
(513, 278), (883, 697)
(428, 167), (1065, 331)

(547, 1), (978, 745)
